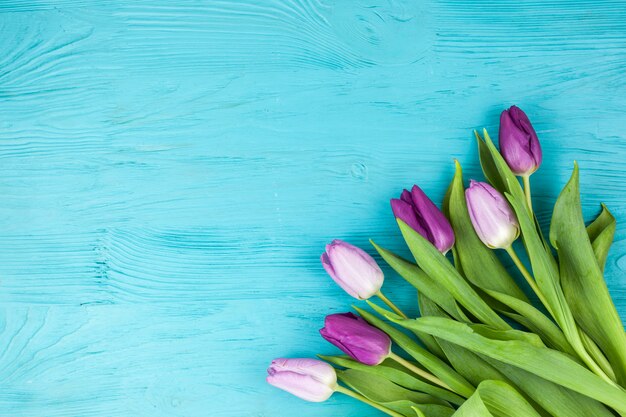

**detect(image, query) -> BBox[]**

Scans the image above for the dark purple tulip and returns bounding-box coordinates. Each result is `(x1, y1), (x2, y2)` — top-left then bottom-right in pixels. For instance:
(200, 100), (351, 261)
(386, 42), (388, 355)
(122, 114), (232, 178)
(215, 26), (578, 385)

(391, 185), (455, 253)
(267, 358), (337, 402)
(320, 313), (391, 366)
(499, 105), (542, 176)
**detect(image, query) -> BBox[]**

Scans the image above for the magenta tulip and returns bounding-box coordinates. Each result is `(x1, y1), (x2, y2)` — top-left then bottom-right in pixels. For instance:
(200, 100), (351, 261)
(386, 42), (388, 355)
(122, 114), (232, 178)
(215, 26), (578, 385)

(391, 185), (455, 253)
(320, 313), (391, 366)
(499, 105), (542, 176)
(266, 358), (337, 402)
(465, 180), (519, 249)
(321, 240), (384, 300)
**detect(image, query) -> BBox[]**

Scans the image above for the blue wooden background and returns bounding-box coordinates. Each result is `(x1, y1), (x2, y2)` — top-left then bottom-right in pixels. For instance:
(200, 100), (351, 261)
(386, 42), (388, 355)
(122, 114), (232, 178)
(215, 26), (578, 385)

(1, 1), (625, 416)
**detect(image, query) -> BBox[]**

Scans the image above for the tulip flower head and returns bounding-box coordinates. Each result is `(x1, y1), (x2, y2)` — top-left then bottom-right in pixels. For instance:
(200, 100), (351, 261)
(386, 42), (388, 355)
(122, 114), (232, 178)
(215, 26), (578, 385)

(321, 240), (384, 300)
(465, 180), (519, 249)
(320, 313), (392, 366)
(266, 358), (337, 402)
(499, 105), (542, 176)
(390, 185), (455, 253)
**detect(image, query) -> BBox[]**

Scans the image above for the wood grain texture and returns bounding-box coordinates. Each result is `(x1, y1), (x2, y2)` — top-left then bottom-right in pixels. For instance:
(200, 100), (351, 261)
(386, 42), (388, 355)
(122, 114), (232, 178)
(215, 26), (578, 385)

(0, 1), (625, 416)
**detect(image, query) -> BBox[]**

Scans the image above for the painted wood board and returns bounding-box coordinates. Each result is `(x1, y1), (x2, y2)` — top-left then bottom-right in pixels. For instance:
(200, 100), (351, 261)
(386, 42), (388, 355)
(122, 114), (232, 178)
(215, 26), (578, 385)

(1, 1), (625, 415)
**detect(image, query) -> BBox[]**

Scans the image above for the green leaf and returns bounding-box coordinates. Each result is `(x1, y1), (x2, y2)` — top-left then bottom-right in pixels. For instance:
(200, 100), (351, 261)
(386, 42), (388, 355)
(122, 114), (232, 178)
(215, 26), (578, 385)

(396, 219), (510, 330)
(371, 241), (469, 322)
(505, 187), (602, 378)
(337, 369), (449, 406)
(320, 355), (465, 406)
(549, 164), (626, 385)
(453, 380), (543, 417)
(338, 369), (455, 417)
(421, 298), (611, 417)
(392, 316), (626, 413)
(586, 203), (616, 272)
(484, 360), (616, 417)
(443, 160), (528, 302)
(418, 295), (514, 387)
(484, 290), (576, 356)
(355, 304), (475, 398)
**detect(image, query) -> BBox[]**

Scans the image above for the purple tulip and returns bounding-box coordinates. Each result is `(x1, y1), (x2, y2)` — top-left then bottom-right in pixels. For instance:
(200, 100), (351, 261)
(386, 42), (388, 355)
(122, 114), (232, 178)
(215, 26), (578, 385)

(320, 313), (391, 366)
(390, 185), (455, 253)
(465, 180), (519, 249)
(266, 358), (337, 402)
(499, 105), (542, 176)
(321, 240), (384, 300)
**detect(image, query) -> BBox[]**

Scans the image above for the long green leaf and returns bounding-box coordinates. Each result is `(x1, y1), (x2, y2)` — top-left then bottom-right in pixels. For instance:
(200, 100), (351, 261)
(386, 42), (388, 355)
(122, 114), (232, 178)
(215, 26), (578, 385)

(505, 187), (604, 379)
(484, 290), (575, 356)
(396, 220), (510, 330)
(392, 316), (626, 413)
(372, 241), (469, 322)
(549, 164), (626, 384)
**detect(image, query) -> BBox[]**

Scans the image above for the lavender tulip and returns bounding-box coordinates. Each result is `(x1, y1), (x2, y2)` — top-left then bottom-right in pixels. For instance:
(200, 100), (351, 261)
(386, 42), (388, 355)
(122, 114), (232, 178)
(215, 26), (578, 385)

(320, 313), (391, 366)
(465, 180), (519, 249)
(499, 105), (542, 176)
(266, 358), (337, 402)
(391, 185), (455, 253)
(321, 240), (384, 300)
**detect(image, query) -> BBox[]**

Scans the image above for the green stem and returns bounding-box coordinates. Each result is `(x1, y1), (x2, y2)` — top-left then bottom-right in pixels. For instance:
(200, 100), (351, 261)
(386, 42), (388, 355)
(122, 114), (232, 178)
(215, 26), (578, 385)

(389, 352), (456, 393)
(522, 174), (533, 214)
(376, 291), (409, 319)
(504, 246), (553, 317)
(335, 385), (405, 417)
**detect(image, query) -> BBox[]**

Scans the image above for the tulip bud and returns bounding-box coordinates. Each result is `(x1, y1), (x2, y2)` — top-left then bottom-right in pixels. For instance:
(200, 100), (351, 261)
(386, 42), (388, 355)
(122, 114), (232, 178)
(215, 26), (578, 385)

(321, 240), (384, 300)
(266, 358), (337, 402)
(499, 105), (542, 176)
(465, 180), (519, 249)
(390, 185), (455, 253)
(320, 313), (391, 366)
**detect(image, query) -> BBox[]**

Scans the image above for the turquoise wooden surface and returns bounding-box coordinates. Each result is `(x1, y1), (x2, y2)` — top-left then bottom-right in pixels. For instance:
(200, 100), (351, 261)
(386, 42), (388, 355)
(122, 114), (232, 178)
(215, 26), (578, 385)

(1, 1), (626, 416)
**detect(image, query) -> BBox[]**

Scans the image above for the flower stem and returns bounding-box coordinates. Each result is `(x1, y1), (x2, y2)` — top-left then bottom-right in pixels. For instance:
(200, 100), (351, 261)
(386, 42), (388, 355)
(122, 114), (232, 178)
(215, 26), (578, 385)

(504, 245), (553, 317)
(522, 174), (533, 214)
(335, 385), (405, 417)
(388, 352), (456, 393)
(376, 291), (409, 319)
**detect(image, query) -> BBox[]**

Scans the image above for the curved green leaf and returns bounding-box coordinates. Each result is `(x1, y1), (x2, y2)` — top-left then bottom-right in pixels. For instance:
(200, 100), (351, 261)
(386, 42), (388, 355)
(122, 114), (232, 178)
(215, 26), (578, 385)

(586, 203), (616, 272)
(453, 380), (543, 417)
(549, 164), (626, 384)
(371, 240), (469, 322)
(396, 220), (510, 330)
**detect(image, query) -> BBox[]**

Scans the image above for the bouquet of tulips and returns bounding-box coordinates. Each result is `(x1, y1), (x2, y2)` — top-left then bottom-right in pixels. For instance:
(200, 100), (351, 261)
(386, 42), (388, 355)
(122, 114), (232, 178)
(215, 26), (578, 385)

(266, 106), (626, 416)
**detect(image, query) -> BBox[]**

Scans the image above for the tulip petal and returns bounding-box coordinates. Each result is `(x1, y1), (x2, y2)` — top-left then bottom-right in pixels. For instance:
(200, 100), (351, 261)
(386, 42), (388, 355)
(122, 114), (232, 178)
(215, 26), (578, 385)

(325, 241), (383, 299)
(499, 106), (542, 175)
(466, 181), (519, 249)
(320, 313), (391, 366)
(410, 185), (455, 253)
(391, 198), (428, 238)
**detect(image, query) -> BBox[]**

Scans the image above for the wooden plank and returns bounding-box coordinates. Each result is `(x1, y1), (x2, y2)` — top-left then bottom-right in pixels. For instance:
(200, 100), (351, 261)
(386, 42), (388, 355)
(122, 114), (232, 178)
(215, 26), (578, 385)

(0, 1), (625, 415)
